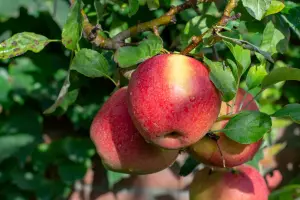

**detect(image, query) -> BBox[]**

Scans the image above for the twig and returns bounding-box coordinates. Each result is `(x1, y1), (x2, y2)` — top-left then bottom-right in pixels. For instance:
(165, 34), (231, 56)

(70, 0), (214, 50)
(181, 0), (238, 55)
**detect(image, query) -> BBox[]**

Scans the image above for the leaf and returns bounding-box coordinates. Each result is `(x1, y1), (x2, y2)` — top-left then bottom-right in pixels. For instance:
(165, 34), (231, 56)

(0, 134), (35, 163)
(146, 0), (159, 10)
(264, 0), (285, 17)
(246, 63), (268, 90)
(179, 156), (199, 177)
(269, 185), (300, 200)
(58, 162), (88, 184)
(94, 0), (105, 22)
(224, 41), (251, 76)
(107, 170), (130, 189)
(114, 34), (163, 68)
(71, 49), (116, 85)
(261, 67), (300, 88)
(128, 0), (139, 17)
(44, 72), (79, 114)
(0, 32), (50, 59)
(260, 16), (290, 55)
(241, 0), (272, 20)
(281, 6), (300, 39)
(246, 148), (263, 170)
(223, 111), (272, 144)
(61, 0), (83, 50)
(203, 57), (237, 102)
(272, 104), (300, 123)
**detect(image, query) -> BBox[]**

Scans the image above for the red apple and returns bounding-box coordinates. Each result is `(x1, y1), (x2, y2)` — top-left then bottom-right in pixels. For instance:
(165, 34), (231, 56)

(127, 54), (221, 149)
(90, 87), (178, 174)
(188, 88), (262, 167)
(189, 165), (269, 200)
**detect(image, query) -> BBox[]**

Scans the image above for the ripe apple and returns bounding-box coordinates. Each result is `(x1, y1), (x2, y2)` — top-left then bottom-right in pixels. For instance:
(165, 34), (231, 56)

(127, 54), (221, 149)
(189, 165), (269, 200)
(188, 88), (262, 167)
(90, 87), (179, 174)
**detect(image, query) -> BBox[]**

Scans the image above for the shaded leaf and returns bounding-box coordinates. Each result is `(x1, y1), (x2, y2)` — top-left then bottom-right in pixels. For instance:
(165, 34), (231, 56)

(0, 134), (35, 163)
(129, 0), (139, 17)
(223, 111), (272, 144)
(203, 57), (237, 102)
(261, 67), (300, 88)
(62, 0), (83, 50)
(58, 162), (88, 184)
(272, 104), (300, 123)
(281, 5), (300, 39)
(0, 32), (50, 59)
(242, 0), (272, 20)
(179, 156), (199, 177)
(114, 34), (163, 68)
(146, 0), (159, 10)
(246, 63), (268, 90)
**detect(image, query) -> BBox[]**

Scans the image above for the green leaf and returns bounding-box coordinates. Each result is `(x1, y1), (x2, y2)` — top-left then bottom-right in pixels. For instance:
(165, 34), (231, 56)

(223, 111), (272, 144)
(224, 41), (251, 76)
(272, 104), (300, 124)
(94, 0), (105, 22)
(71, 49), (116, 84)
(264, 0), (285, 17)
(114, 34), (163, 68)
(44, 72), (79, 114)
(260, 16), (290, 55)
(246, 63), (268, 90)
(261, 67), (300, 88)
(128, 0), (139, 17)
(241, 0), (272, 20)
(179, 156), (199, 177)
(0, 69), (11, 103)
(203, 57), (237, 102)
(269, 185), (300, 200)
(58, 162), (88, 184)
(0, 134), (35, 163)
(107, 170), (130, 189)
(281, 6), (300, 39)
(61, 0), (83, 50)
(0, 32), (50, 59)
(146, 0), (159, 10)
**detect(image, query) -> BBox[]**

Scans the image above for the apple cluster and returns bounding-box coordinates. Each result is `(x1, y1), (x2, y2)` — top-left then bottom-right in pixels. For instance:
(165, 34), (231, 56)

(90, 54), (269, 199)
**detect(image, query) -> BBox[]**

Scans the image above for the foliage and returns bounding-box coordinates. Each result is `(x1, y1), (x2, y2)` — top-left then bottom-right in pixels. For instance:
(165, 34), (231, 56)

(0, 0), (300, 199)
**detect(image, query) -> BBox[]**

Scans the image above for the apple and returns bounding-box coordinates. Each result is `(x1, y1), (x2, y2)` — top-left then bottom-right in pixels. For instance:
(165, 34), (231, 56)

(127, 54), (221, 149)
(90, 87), (179, 174)
(189, 165), (269, 200)
(188, 88), (262, 167)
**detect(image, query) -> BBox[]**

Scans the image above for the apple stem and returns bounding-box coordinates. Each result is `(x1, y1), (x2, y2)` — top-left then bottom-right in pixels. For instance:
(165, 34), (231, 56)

(206, 132), (226, 168)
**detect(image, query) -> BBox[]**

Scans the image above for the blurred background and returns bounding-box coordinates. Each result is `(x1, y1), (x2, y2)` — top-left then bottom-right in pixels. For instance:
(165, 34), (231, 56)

(0, 0), (299, 199)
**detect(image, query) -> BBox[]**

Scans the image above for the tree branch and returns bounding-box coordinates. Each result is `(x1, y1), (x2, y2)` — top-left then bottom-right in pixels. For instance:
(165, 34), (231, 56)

(181, 0), (238, 55)
(70, 0), (214, 50)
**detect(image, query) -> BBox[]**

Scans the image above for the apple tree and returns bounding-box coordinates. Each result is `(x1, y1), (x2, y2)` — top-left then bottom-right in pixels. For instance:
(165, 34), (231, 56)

(0, 0), (300, 199)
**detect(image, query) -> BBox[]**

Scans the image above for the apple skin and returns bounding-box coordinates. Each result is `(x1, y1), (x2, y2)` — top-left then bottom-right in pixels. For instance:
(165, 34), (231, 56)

(189, 165), (269, 200)
(188, 88), (262, 167)
(90, 87), (179, 174)
(127, 54), (221, 149)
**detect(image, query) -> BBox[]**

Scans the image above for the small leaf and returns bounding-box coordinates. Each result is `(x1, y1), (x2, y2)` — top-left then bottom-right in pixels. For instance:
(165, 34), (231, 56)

(0, 134), (35, 163)
(261, 67), (300, 88)
(203, 57), (237, 102)
(246, 63), (268, 90)
(272, 104), (300, 123)
(246, 148), (263, 170)
(62, 0), (83, 50)
(146, 0), (159, 10)
(107, 170), (130, 189)
(264, 0), (285, 17)
(223, 111), (272, 144)
(128, 0), (139, 17)
(179, 156), (199, 177)
(114, 34), (163, 68)
(94, 0), (105, 22)
(241, 0), (272, 20)
(71, 49), (116, 85)
(260, 16), (290, 55)
(224, 41), (251, 76)
(0, 32), (50, 59)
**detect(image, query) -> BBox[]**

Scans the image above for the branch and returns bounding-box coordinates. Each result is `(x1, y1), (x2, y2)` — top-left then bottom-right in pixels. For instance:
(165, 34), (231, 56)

(70, 0), (214, 50)
(181, 0), (238, 55)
